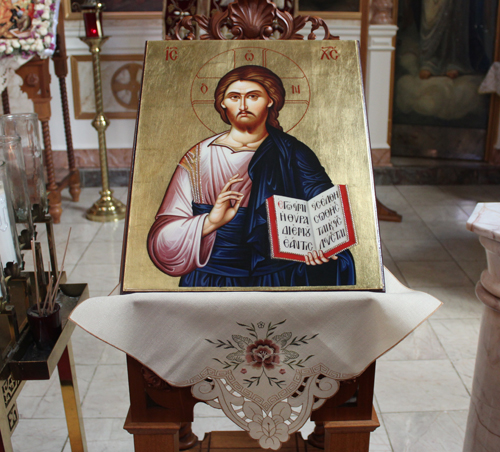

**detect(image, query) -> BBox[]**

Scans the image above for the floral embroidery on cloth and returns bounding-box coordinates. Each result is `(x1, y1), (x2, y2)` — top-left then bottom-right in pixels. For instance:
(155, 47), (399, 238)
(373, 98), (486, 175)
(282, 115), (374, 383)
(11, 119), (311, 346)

(203, 320), (331, 449)
(207, 320), (317, 389)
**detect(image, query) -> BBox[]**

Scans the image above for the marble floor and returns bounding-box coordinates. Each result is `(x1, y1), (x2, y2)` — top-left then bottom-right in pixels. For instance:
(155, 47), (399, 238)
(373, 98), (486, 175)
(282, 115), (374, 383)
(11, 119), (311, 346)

(12, 184), (495, 452)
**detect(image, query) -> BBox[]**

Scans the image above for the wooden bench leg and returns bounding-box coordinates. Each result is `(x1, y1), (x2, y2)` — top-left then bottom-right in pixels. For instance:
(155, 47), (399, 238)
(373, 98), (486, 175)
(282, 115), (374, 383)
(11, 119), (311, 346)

(48, 190), (62, 224)
(69, 170), (81, 203)
(179, 423), (197, 450)
(133, 433), (179, 452)
(323, 407), (379, 452)
(124, 410), (180, 452)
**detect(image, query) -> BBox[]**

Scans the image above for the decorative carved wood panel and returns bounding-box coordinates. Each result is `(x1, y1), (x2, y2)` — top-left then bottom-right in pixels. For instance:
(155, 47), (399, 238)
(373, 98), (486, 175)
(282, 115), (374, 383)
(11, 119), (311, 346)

(166, 0), (337, 40)
(164, 0), (296, 39)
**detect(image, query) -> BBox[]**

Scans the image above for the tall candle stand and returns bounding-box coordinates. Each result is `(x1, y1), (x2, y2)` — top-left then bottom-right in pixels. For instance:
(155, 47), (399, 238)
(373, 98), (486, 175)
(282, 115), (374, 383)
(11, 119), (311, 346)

(78, 1), (126, 222)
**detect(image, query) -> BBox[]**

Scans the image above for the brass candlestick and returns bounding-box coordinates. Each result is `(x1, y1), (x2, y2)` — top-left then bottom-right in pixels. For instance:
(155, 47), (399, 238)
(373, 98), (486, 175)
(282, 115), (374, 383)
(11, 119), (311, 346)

(80, 36), (126, 222)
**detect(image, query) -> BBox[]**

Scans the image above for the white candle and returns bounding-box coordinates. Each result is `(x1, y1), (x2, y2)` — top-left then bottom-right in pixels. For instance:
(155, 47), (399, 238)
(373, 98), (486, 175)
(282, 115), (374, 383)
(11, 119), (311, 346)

(0, 182), (17, 266)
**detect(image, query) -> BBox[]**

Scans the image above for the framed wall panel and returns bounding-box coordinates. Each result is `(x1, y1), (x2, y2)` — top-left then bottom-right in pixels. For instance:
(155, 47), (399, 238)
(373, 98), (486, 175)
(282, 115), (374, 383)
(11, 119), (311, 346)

(71, 54), (143, 120)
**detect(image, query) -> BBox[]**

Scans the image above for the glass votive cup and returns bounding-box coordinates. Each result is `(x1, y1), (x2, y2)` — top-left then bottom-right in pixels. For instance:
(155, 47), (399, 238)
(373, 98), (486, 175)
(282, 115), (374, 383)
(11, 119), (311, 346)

(0, 136), (31, 225)
(0, 113), (48, 215)
(0, 161), (22, 267)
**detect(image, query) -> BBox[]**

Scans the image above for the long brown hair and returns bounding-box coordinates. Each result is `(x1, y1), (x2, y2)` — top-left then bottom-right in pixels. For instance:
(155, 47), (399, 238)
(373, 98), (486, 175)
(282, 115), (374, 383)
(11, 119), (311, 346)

(214, 65), (286, 131)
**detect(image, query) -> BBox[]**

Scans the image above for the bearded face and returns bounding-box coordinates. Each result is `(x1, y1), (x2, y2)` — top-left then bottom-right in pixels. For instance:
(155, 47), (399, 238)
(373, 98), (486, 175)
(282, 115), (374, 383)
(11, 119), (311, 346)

(221, 80), (273, 132)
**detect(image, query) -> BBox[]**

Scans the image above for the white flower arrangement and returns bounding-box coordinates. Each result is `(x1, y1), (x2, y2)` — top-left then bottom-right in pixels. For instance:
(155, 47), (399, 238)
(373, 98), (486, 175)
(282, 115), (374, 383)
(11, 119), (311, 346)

(0, 0), (57, 60)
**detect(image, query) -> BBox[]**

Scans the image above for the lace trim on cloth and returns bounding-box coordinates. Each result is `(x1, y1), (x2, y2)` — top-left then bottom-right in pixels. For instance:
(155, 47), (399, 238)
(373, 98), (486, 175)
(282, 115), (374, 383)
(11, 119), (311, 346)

(179, 320), (354, 449)
(0, 55), (33, 95)
(179, 144), (205, 204)
(192, 372), (339, 450)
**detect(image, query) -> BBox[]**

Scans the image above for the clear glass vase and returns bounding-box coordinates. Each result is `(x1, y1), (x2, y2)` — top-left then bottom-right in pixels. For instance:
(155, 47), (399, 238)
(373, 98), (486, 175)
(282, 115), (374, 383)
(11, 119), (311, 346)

(0, 136), (31, 225)
(0, 114), (48, 215)
(0, 160), (22, 267)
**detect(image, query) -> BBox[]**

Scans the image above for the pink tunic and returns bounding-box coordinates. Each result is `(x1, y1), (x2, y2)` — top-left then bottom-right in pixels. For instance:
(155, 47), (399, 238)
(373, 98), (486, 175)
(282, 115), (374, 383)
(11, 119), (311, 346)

(148, 134), (255, 276)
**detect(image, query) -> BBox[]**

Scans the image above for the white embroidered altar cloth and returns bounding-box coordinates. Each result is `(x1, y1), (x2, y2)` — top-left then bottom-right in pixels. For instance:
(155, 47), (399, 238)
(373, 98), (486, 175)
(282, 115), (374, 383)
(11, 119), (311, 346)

(70, 270), (441, 449)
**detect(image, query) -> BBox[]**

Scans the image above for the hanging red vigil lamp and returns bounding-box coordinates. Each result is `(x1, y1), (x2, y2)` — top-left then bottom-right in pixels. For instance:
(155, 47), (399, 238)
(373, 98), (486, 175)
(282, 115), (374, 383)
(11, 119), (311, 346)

(80, 0), (105, 38)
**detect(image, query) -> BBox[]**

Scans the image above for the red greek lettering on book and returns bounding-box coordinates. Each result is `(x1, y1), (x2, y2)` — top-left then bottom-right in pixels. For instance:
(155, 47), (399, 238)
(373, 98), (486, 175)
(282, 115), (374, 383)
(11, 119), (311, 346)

(266, 185), (356, 262)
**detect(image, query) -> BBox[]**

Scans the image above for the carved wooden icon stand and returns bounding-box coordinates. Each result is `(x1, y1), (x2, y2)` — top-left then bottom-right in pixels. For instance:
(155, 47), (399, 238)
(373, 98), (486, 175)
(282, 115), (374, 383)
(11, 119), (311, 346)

(2, 4), (80, 224)
(123, 1), (380, 451)
(125, 356), (378, 452)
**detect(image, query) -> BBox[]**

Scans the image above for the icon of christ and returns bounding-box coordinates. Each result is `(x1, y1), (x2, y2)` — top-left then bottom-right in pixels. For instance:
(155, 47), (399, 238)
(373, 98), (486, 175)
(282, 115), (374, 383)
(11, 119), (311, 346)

(147, 65), (356, 287)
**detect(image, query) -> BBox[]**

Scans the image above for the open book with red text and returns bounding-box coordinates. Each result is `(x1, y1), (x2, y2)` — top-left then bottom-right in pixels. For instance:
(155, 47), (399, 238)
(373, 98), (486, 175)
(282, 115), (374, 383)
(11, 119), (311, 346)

(266, 185), (357, 263)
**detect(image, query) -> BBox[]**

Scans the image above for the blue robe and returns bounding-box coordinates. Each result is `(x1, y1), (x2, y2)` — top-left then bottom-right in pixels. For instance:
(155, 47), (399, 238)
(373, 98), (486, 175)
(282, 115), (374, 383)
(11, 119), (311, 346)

(180, 126), (356, 288)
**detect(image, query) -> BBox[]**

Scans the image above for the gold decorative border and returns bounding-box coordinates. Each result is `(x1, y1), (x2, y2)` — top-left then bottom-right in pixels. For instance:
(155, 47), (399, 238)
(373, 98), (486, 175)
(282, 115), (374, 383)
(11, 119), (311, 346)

(2, 375), (20, 408)
(71, 54), (144, 120)
(7, 404), (18, 431)
(63, 0), (161, 20)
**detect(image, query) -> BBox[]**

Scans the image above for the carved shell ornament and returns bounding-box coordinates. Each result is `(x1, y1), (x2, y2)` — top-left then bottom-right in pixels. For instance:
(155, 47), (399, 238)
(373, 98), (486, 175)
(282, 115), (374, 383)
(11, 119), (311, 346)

(228, 0), (275, 39)
(166, 0), (338, 41)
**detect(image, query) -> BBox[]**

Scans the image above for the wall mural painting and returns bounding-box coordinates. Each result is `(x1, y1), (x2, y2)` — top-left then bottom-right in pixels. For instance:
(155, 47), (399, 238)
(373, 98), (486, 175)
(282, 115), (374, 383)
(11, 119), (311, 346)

(0, 0), (39, 39)
(298, 0), (360, 12)
(122, 41), (385, 293)
(89, 0), (163, 12)
(211, 0), (293, 11)
(68, 0), (163, 16)
(392, 0), (498, 160)
(0, 0), (58, 59)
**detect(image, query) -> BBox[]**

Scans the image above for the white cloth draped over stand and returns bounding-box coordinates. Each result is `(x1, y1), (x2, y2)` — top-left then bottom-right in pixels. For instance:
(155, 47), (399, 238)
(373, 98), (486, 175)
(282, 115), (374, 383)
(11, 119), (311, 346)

(70, 270), (441, 450)
(0, 56), (32, 97)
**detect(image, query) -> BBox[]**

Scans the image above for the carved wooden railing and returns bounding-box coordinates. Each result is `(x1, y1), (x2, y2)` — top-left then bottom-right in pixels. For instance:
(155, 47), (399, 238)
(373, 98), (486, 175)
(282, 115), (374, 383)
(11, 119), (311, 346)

(164, 0), (295, 38)
(166, 0), (338, 41)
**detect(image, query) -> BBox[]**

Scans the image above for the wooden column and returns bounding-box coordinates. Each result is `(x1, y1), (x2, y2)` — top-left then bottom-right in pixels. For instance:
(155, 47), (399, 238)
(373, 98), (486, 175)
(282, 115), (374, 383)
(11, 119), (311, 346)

(52, 3), (80, 203)
(15, 58), (64, 222)
(10, 2), (80, 224)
